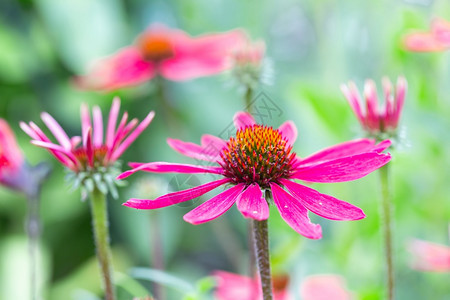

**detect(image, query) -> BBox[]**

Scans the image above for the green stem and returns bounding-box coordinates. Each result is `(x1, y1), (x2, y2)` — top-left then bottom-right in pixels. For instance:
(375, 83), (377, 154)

(26, 193), (40, 300)
(150, 212), (165, 300)
(89, 188), (116, 300)
(244, 86), (253, 114)
(379, 164), (394, 300)
(252, 218), (273, 300)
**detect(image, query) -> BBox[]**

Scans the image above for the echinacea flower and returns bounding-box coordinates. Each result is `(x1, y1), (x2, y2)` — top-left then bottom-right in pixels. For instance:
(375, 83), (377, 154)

(341, 77), (407, 139)
(300, 274), (354, 300)
(213, 271), (290, 300)
(403, 18), (450, 52)
(407, 239), (450, 272)
(75, 24), (247, 91)
(120, 112), (390, 239)
(21, 97), (154, 196)
(0, 118), (24, 190)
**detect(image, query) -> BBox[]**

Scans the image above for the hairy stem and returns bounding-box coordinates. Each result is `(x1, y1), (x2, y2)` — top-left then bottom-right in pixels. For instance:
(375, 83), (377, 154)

(252, 218), (273, 300)
(89, 188), (116, 300)
(379, 164), (394, 300)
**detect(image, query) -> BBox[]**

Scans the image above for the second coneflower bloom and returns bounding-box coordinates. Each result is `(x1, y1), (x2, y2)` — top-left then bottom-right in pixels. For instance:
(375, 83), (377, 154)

(120, 112), (391, 239)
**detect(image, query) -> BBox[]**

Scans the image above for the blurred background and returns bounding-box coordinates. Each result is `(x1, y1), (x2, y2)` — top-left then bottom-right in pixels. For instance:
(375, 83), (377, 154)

(0, 0), (449, 299)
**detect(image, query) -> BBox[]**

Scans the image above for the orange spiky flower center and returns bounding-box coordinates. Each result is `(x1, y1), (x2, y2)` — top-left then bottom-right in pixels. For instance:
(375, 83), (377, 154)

(73, 146), (109, 170)
(137, 33), (175, 62)
(219, 125), (296, 188)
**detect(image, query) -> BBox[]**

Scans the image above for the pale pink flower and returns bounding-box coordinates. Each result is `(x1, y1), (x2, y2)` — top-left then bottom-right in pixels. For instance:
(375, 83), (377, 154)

(75, 24), (247, 91)
(300, 274), (354, 300)
(213, 271), (290, 300)
(341, 77), (407, 136)
(403, 17), (450, 52)
(408, 239), (450, 272)
(21, 97), (154, 173)
(119, 112), (390, 239)
(0, 119), (24, 189)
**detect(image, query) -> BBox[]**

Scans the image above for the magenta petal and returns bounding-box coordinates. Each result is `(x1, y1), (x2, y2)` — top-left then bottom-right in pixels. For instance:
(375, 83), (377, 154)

(40, 112), (72, 150)
(183, 184), (245, 224)
(281, 179), (365, 221)
(278, 121), (297, 145)
(123, 178), (231, 209)
(270, 183), (322, 239)
(233, 111), (255, 130)
(167, 138), (220, 162)
(118, 162), (224, 179)
(293, 152), (390, 183)
(236, 183), (269, 221)
(300, 139), (386, 165)
(200, 134), (227, 155)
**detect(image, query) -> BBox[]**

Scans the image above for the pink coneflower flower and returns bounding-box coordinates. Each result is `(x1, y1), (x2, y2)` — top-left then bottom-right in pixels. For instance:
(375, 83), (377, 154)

(408, 239), (450, 272)
(119, 112), (391, 239)
(341, 77), (407, 138)
(0, 118), (25, 190)
(75, 24), (247, 91)
(403, 18), (450, 52)
(213, 271), (290, 300)
(21, 97), (154, 196)
(300, 274), (354, 300)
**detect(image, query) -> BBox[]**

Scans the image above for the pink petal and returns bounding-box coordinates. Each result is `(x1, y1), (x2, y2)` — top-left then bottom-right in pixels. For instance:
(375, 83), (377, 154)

(40, 112), (72, 150)
(270, 183), (322, 239)
(236, 183), (269, 221)
(31, 140), (79, 168)
(110, 110), (155, 161)
(118, 162), (224, 179)
(393, 76), (407, 128)
(299, 139), (387, 165)
(123, 178), (231, 209)
(233, 111), (256, 130)
(92, 106), (104, 147)
(200, 134), (227, 156)
(74, 47), (156, 91)
(83, 127), (94, 167)
(300, 274), (354, 300)
(167, 138), (220, 162)
(278, 121), (297, 145)
(213, 271), (259, 300)
(364, 79), (379, 131)
(281, 179), (365, 221)
(408, 239), (450, 272)
(431, 17), (450, 45)
(106, 97), (121, 149)
(183, 183), (245, 224)
(293, 152), (391, 183)
(402, 32), (446, 52)
(0, 119), (23, 169)
(341, 82), (365, 126)
(80, 103), (91, 142)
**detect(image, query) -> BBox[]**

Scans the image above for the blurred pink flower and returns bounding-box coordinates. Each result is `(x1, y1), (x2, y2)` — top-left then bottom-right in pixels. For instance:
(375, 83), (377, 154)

(300, 274), (354, 300)
(341, 77), (407, 136)
(0, 119), (24, 188)
(403, 18), (450, 52)
(120, 111), (390, 239)
(75, 24), (247, 91)
(21, 97), (154, 173)
(213, 270), (290, 300)
(408, 239), (450, 272)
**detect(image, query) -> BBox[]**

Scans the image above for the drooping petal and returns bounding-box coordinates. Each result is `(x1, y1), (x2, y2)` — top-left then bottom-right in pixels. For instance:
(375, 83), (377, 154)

(236, 183), (269, 221)
(292, 152), (391, 183)
(92, 106), (104, 147)
(118, 162), (224, 179)
(183, 183), (245, 224)
(123, 178), (231, 209)
(300, 275), (355, 300)
(74, 47), (156, 91)
(31, 140), (79, 168)
(167, 138), (220, 162)
(40, 112), (72, 150)
(110, 111), (155, 161)
(281, 179), (365, 221)
(270, 183), (322, 239)
(233, 111), (256, 130)
(278, 121), (297, 145)
(299, 139), (387, 165)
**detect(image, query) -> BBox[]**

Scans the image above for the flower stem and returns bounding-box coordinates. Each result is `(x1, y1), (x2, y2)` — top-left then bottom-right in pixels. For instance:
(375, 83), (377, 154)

(26, 193), (40, 300)
(244, 86), (253, 114)
(379, 164), (394, 300)
(150, 211), (165, 300)
(89, 188), (116, 300)
(252, 218), (273, 300)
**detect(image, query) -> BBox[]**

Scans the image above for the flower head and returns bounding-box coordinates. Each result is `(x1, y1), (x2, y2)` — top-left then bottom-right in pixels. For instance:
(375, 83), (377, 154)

(300, 274), (354, 300)
(75, 24), (247, 91)
(407, 239), (450, 272)
(21, 97), (154, 197)
(341, 77), (407, 139)
(403, 17), (450, 52)
(120, 112), (390, 239)
(213, 271), (290, 300)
